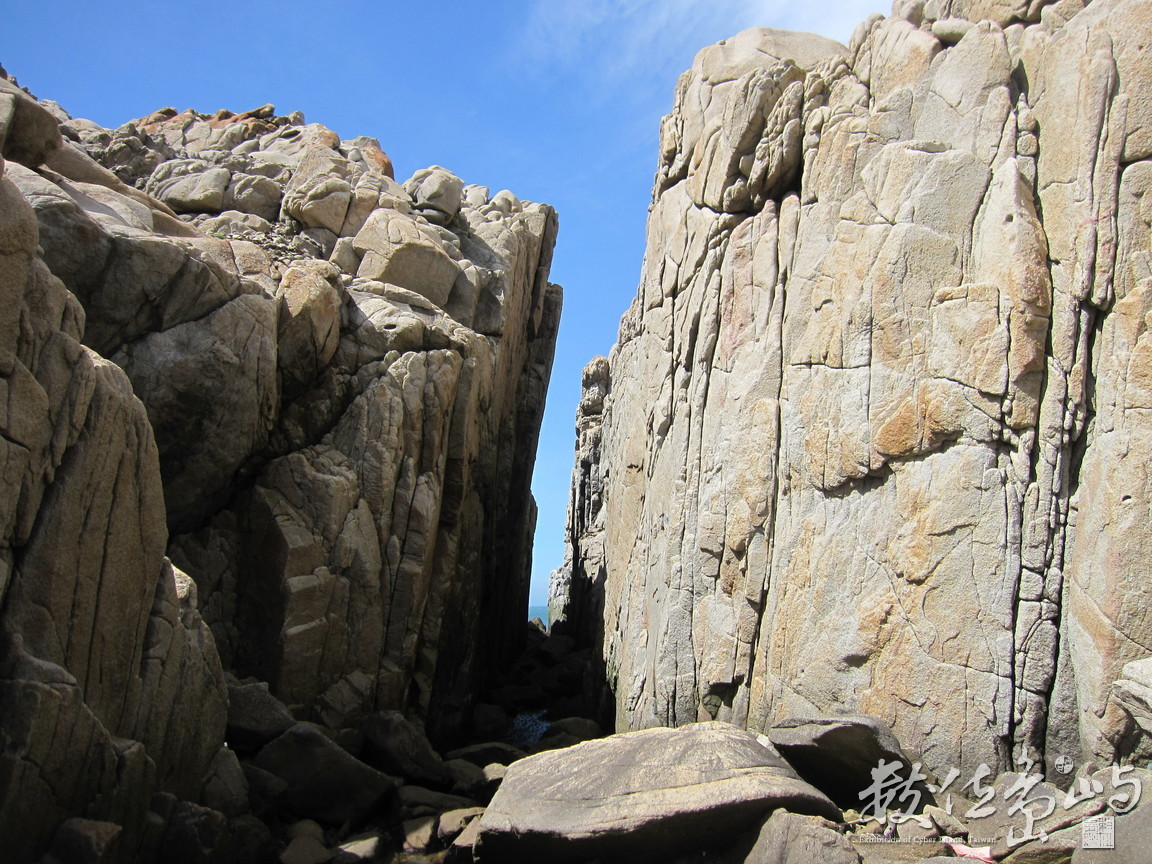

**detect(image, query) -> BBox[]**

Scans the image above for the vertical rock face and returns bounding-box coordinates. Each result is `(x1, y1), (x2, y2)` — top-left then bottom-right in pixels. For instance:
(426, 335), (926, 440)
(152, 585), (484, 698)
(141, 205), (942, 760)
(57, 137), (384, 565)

(0, 81), (227, 862)
(555, 0), (1152, 781)
(1, 71), (558, 860)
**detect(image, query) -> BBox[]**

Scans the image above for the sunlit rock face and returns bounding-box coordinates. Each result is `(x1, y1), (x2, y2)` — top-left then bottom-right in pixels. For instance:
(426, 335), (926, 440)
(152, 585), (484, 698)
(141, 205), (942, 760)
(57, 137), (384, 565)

(0, 70), (559, 860)
(554, 0), (1152, 781)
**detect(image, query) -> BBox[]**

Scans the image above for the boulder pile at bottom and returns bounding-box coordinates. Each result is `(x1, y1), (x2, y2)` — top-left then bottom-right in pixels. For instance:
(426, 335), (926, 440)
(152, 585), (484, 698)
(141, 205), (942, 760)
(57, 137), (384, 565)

(475, 721), (841, 863)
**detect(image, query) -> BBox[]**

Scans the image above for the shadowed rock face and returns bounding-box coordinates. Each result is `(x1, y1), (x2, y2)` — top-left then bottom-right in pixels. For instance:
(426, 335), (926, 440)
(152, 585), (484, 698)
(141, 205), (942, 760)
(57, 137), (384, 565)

(554, 1), (1152, 781)
(0, 70), (559, 861)
(768, 714), (930, 811)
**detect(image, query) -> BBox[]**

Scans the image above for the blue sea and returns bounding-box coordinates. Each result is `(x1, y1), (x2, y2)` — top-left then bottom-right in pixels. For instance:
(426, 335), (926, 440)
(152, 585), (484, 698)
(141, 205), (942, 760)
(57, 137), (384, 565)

(528, 605), (549, 628)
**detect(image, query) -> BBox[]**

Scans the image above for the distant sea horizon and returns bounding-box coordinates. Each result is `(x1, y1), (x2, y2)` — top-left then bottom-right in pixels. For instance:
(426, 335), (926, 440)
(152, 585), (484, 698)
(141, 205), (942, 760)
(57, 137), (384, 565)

(528, 604), (549, 628)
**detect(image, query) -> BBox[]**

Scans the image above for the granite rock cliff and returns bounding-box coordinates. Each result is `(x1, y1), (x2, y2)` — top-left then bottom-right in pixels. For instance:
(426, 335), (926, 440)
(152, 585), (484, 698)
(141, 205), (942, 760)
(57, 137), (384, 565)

(554, 0), (1152, 783)
(0, 70), (559, 861)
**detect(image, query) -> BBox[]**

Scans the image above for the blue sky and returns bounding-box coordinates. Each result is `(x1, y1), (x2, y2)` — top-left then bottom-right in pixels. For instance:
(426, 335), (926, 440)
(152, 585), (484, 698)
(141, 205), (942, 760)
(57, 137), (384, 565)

(3, 0), (882, 604)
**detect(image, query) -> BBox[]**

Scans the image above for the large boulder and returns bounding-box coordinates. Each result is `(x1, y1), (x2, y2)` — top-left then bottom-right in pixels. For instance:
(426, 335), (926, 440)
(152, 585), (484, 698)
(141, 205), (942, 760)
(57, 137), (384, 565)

(0, 78), (61, 166)
(112, 291), (279, 529)
(360, 710), (446, 786)
(43, 818), (124, 864)
(275, 260), (343, 395)
(476, 722), (840, 863)
(250, 723), (395, 824)
(405, 166), (464, 225)
(198, 747), (250, 818)
(768, 714), (928, 810)
(225, 679), (295, 753)
(352, 206), (460, 305)
(146, 160), (232, 213)
(745, 811), (860, 864)
(280, 145), (354, 234)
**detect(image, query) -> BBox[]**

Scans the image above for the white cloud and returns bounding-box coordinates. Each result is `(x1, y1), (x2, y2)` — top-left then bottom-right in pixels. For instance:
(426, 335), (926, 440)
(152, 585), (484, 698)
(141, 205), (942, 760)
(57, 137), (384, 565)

(520, 0), (886, 89)
(752, 0), (890, 43)
(521, 0), (748, 85)
(510, 0), (889, 188)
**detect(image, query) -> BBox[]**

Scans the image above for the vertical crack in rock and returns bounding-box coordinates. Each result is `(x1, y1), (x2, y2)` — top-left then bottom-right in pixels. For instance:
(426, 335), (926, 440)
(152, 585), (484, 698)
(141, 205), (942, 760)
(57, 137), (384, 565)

(0, 68), (560, 860)
(555, 1), (1152, 782)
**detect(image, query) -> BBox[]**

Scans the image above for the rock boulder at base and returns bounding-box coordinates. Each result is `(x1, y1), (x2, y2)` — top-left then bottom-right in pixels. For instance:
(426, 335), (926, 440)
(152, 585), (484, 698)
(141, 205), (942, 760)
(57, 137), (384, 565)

(476, 721), (840, 863)
(745, 811), (861, 864)
(250, 722), (395, 824)
(44, 818), (124, 864)
(444, 741), (527, 768)
(359, 710), (446, 785)
(768, 714), (928, 810)
(198, 747), (250, 818)
(225, 679), (296, 753)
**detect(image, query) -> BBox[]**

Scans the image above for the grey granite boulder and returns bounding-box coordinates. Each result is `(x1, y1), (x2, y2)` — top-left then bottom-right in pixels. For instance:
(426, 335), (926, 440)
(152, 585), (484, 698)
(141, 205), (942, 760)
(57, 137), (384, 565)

(768, 714), (929, 811)
(360, 710), (446, 786)
(476, 721), (840, 863)
(250, 722), (395, 824)
(225, 679), (295, 753)
(0, 78), (61, 166)
(745, 811), (860, 864)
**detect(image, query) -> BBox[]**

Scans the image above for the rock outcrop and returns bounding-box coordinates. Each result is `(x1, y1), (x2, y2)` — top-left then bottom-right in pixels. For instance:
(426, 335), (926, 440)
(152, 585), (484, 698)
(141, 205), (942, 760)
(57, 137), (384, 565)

(476, 721), (840, 863)
(553, 0), (1152, 785)
(1, 68), (559, 862)
(1, 77), (228, 864)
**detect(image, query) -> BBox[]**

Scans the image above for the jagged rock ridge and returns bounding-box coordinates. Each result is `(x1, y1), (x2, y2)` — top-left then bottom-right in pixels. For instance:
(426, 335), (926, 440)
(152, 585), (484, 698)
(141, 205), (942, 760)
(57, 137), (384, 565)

(0, 71), (559, 861)
(553, 0), (1152, 783)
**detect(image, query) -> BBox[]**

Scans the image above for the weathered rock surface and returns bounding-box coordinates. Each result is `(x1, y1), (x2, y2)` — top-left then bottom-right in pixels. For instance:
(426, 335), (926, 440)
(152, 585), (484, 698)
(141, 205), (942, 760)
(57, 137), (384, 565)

(769, 714), (927, 810)
(0, 68), (559, 862)
(476, 721), (840, 863)
(554, 0), (1152, 783)
(1112, 656), (1152, 759)
(225, 677), (296, 753)
(1071, 803), (1152, 863)
(960, 764), (1151, 859)
(0, 82), (227, 863)
(360, 710), (446, 785)
(250, 722), (395, 824)
(746, 811), (861, 864)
